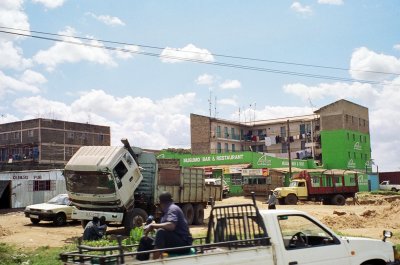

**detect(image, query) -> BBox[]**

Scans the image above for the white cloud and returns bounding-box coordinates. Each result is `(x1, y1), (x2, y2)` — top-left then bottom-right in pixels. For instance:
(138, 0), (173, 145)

(318, 0), (343, 5)
(160, 44), (214, 63)
(195, 74), (215, 85)
(290, 2), (312, 15)
(0, 70), (42, 96)
(393, 44), (400, 51)
(283, 81), (377, 103)
(0, 0), (30, 41)
(219, 79), (241, 90)
(86, 12), (125, 26)
(115, 45), (140, 60)
(32, 0), (66, 9)
(350, 47), (400, 81)
(0, 41), (32, 70)
(218, 98), (238, 107)
(11, 90), (196, 149)
(33, 27), (117, 71)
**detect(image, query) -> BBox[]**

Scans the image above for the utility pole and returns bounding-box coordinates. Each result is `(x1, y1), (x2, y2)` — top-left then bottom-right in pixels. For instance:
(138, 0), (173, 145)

(287, 120), (292, 179)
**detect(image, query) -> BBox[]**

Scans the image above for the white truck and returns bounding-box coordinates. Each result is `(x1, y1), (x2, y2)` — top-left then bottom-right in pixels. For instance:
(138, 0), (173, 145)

(64, 139), (221, 233)
(60, 195), (399, 265)
(380, 181), (400, 192)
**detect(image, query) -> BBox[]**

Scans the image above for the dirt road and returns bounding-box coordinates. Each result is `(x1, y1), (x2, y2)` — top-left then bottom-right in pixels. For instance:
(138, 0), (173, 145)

(1, 194), (399, 249)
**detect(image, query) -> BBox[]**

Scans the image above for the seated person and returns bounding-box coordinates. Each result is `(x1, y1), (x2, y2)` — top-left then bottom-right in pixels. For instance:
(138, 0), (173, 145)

(138, 192), (193, 260)
(82, 216), (105, 241)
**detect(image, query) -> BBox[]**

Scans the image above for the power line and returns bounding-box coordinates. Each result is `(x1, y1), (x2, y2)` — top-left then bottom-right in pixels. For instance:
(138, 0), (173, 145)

(2, 26), (399, 77)
(0, 28), (399, 86)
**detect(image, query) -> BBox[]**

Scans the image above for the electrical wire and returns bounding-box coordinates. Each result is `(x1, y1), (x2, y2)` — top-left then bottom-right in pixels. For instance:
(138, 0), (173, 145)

(2, 26), (399, 77)
(0, 28), (399, 86)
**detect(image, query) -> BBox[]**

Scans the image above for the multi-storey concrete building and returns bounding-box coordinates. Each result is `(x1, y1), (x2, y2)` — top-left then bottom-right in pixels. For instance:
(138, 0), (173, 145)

(191, 99), (371, 171)
(0, 118), (110, 168)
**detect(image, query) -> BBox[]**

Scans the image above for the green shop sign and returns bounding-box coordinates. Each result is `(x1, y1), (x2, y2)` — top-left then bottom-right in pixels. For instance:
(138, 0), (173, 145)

(157, 151), (315, 170)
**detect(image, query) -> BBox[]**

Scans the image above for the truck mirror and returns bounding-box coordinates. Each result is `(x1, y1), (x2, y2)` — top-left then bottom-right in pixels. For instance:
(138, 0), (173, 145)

(382, 230), (392, 242)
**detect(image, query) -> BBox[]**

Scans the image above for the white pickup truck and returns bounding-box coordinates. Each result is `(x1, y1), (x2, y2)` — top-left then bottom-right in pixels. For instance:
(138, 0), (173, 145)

(60, 195), (399, 265)
(380, 181), (400, 192)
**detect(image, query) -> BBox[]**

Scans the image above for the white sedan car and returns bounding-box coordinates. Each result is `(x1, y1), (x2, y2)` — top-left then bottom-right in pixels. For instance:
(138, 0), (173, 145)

(24, 194), (74, 226)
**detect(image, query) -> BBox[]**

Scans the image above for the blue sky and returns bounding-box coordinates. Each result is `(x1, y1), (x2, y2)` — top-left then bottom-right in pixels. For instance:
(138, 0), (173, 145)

(0, 0), (400, 170)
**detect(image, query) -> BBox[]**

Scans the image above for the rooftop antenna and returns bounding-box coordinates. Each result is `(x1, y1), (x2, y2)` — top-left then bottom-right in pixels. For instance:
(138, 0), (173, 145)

(308, 96), (316, 111)
(214, 96), (218, 118)
(208, 89), (212, 117)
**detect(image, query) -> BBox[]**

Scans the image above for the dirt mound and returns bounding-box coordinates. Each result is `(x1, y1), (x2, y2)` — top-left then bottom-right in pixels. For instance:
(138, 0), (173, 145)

(322, 214), (365, 229)
(0, 225), (12, 237)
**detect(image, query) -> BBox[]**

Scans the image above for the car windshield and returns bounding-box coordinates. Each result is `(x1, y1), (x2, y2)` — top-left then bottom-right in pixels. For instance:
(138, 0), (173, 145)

(64, 170), (116, 194)
(48, 194), (69, 205)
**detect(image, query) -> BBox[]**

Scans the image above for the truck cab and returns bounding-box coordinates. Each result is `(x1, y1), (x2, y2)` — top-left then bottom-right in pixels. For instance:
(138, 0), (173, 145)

(274, 179), (308, 205)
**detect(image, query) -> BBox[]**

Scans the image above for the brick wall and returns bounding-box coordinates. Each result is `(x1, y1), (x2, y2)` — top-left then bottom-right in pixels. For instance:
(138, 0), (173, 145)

(190, 114), (211, 154)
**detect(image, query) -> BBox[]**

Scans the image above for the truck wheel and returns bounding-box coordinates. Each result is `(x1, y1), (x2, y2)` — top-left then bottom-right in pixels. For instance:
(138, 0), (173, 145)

(30, 218), (40, 224)
(53, 213), (67, 226)
(124, 208), (148, 235)
(391, 187), (398, 192)
(331, 194), (346, 206)
(285, 194), (298, 205)
(193, 204), (205, 225)
(182, 203), (194, 225)
(81, 220), (89, 228)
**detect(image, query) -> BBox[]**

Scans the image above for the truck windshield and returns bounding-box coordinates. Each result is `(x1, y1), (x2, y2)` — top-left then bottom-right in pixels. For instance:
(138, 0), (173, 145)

(289, 181), (299, 187)
(64, 170), (116, 194)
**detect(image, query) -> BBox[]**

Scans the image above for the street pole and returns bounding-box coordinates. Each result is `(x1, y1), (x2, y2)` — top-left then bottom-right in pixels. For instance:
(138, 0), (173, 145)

(287, 120), (292, 179)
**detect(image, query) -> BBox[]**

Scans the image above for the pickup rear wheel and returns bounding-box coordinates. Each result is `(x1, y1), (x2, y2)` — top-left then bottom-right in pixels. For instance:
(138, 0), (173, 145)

(391, 187), (398, 192)
(193, 204), (205, 225)
(53, 213), (67, 226)
(285, 194), (298, 205)
(182, 203), (194, 225)
(331, 194), (346, 206)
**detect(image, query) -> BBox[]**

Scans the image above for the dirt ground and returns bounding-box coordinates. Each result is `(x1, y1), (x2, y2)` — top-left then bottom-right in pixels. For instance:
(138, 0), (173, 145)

(1, 194), (399, 249)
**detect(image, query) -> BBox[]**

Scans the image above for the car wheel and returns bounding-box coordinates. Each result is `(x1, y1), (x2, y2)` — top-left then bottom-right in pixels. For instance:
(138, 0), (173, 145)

(53, 213), (67, 226)
(285, 194), (298, 205)
(30, 218), (40, 224)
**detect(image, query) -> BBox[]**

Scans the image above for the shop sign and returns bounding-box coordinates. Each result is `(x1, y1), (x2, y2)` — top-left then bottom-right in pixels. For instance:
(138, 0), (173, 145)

(242, 168), (269, 176)
(281, 161), (306, 167)
(223, 167), (243, 174)
(11, 175), (42, 180)
(257, 154), (272, 166)
(182, 154), (245, 164)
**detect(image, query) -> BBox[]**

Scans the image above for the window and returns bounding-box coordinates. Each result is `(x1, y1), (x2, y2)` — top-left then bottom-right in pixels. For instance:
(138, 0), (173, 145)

(363, 119), (366, 126)
(278, 215), (338, 250)
(13, 132), (20, 139)
(33, 180), (51, 191)
(353, 152), (356, 159)
(216, 126), (221, 138)
(280, 126), (286, 137)
(98, 134), (104, 142)
(359, 135), (362, 142)
(345, 114), (348, 123)
(348, 152), (350, 158)
(347, 132), (349, 140)
(27, 130), (34, 137)
(232, 144), (236, 152)
(217, 142), (222, 153)
(67, 132), (74, 139)
(231, 128), (235, 139)
(224, 127), (229, 138)
(351, 116), (354, 124)
(231, 174), (243, 185)
(257, 145), (264, 152)
(364, 136), (366, 143)
(224, 143), (229, 152)
(281, 143), (288, 153)
(113, 161), (128, 180)
(352, 134), (355, 141)
(299, 124), (306, 135)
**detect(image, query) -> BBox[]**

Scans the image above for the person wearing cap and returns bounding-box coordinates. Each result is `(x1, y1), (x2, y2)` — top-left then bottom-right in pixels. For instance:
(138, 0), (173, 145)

(143, 191), (193, 259)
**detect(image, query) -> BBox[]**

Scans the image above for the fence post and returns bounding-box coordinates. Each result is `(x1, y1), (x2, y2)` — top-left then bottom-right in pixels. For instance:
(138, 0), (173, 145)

(117, 235), (124, 264)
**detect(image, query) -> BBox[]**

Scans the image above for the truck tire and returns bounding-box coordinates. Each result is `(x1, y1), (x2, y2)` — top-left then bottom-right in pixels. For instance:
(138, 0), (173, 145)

(193, 204), (205, 225)
(285, 194), (298, 205)
(182, 203), (194, 225)
(391, 187), (398, 192)
(331, 194), (346, 206)
(81, 220), (89, 228)
(124, 208), (148, 235)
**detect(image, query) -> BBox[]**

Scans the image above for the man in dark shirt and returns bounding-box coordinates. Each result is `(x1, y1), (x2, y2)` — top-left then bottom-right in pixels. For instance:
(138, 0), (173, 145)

(143, 191), (193, 259)
(82, 216), (104, 241)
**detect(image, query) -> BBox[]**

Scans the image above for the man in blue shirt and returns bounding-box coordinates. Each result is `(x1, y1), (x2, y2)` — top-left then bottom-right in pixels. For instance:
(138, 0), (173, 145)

(143, 191), (193, 259)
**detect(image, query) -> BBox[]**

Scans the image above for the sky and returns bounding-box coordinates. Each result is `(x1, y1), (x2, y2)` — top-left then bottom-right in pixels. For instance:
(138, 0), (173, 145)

(0, 0), (400, 171)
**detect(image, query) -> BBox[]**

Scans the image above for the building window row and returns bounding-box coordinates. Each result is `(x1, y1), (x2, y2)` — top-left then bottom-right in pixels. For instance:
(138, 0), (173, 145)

(345, 114), (367, 127)
(347, 132), (367, 143)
